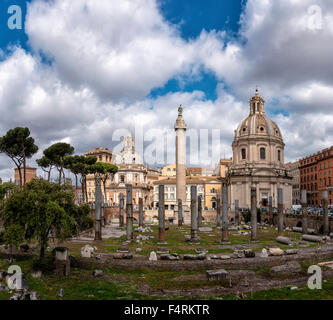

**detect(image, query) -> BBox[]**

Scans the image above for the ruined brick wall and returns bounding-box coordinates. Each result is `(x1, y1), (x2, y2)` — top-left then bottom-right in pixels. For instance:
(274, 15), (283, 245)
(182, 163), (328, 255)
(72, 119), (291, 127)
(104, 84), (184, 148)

(261, 212), (333, 233)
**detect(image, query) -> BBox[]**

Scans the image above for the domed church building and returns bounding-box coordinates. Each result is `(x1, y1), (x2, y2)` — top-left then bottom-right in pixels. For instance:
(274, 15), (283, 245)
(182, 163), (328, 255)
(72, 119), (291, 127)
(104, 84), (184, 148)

(228, 89), (292, 209)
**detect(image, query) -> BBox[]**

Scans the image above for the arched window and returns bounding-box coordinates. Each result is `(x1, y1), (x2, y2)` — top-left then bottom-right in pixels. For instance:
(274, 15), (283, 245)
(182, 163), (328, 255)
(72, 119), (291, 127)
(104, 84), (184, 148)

(260, 147), (266, 160)
(241, 148), (246, 160)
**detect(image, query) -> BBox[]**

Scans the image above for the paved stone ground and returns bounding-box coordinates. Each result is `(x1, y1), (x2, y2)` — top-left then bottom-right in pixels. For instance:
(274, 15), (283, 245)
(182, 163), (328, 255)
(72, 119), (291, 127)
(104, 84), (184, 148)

(72, 224), (126, 242)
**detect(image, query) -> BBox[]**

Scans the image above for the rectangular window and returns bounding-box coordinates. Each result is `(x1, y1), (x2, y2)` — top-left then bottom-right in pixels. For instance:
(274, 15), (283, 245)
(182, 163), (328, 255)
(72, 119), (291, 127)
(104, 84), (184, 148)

(278, 150), (281, 161)
(260, 147), (266, 160)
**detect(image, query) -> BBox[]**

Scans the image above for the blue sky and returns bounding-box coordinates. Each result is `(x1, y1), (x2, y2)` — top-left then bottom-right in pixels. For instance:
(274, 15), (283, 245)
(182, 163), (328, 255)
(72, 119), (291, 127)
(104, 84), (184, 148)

(152, 0), (245, 101)
(0, 0), (244, 101)
(0, 0), (332, 179)
(0, 0), (30, 52)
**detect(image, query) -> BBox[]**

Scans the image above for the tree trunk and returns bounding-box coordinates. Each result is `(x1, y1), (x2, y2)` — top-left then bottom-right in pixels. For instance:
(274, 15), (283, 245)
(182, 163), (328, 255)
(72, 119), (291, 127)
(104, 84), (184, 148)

(17, 166), (23, 188)
(58, 168), (62, 185)
(81, 176), (85, 203)
(39, 245), (45, 263)
(62, 167), (66, 184)
(23, 153), (26, 186)
(84, 176), (88, 203)
(75, 174), (78, 203)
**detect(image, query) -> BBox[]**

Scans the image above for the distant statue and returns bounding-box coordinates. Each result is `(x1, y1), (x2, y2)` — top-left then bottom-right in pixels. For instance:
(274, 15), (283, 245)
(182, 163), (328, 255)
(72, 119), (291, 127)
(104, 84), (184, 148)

(178, 105), (183, 116)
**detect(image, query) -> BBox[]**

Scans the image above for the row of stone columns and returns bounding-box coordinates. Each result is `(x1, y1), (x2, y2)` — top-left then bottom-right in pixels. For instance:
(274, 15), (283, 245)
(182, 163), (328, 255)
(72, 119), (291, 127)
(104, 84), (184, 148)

(95, 182), (331, 243)
(94, 183), (145, 243)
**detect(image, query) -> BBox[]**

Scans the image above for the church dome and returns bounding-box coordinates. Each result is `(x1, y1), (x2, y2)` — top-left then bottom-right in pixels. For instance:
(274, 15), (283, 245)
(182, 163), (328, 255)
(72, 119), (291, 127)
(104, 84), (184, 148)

(228, 90), (292, 211)
(231, 89), (286, 167)
(235, 89), (283, 141)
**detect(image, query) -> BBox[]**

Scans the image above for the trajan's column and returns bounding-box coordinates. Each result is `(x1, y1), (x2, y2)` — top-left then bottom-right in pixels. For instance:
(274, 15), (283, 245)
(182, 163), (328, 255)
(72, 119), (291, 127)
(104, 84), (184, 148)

(174, 105), (187, 215)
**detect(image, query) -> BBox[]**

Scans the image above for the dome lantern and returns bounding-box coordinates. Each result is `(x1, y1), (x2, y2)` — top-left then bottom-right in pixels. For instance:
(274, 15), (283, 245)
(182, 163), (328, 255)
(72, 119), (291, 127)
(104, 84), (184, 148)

(250, 88), (265, 115)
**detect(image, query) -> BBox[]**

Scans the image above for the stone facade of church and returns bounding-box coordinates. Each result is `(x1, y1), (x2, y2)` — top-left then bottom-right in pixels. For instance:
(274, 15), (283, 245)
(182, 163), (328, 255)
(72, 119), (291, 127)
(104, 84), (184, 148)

(85, 137), (159, 208)
(228, 90), (292, 210)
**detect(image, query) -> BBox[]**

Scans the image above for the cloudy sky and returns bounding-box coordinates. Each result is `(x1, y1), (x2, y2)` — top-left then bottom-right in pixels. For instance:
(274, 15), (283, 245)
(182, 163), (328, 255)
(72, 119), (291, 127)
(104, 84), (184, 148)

(0, 0), (332, 181)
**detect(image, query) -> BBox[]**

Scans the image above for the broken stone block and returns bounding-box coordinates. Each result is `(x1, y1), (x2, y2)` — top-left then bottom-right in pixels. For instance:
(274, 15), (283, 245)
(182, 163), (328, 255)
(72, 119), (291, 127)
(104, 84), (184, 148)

(149, 251), (157, 261)
(136, 248), (142, 253)
(80, 244), (96, 258)
(285, 249), (298, 255)
(260, 248), (268, 258)
(136, 226), (153, 233)
(244, 249), (255, 258)
(195, 248), (208, 254)
(206, 269), (228, 281)
(293, 227), (316, 234)
(157, 247), (169, 254)
(301, 235), (323, 243)
(160, 254), (179, 261)
(276, 236), (291, 245)
(10, 293), (22, 300)
(271, 261), (302, 274)
(54, 247), (70, 276)
(198, 227), (212, 232)
(269, 248), (284, 256)
(93, 270), (104, 277)
(220, 255), (231, 260)
(238, 231), (249, 236)
(122, 253), (133, 259)
(183, 254), (206, 260)
(136, 235), (150, 241)
(113, 253), (123, 259)
(29, 292), (40, 300)
(117, 245), (130, 253)
(31, 270), (42, 279)
(58, 289), (64, 298)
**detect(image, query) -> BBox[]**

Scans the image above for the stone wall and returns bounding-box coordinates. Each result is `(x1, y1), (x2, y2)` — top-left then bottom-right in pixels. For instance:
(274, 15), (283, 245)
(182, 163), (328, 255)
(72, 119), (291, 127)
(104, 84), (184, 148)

(261, 212), (333, 234)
